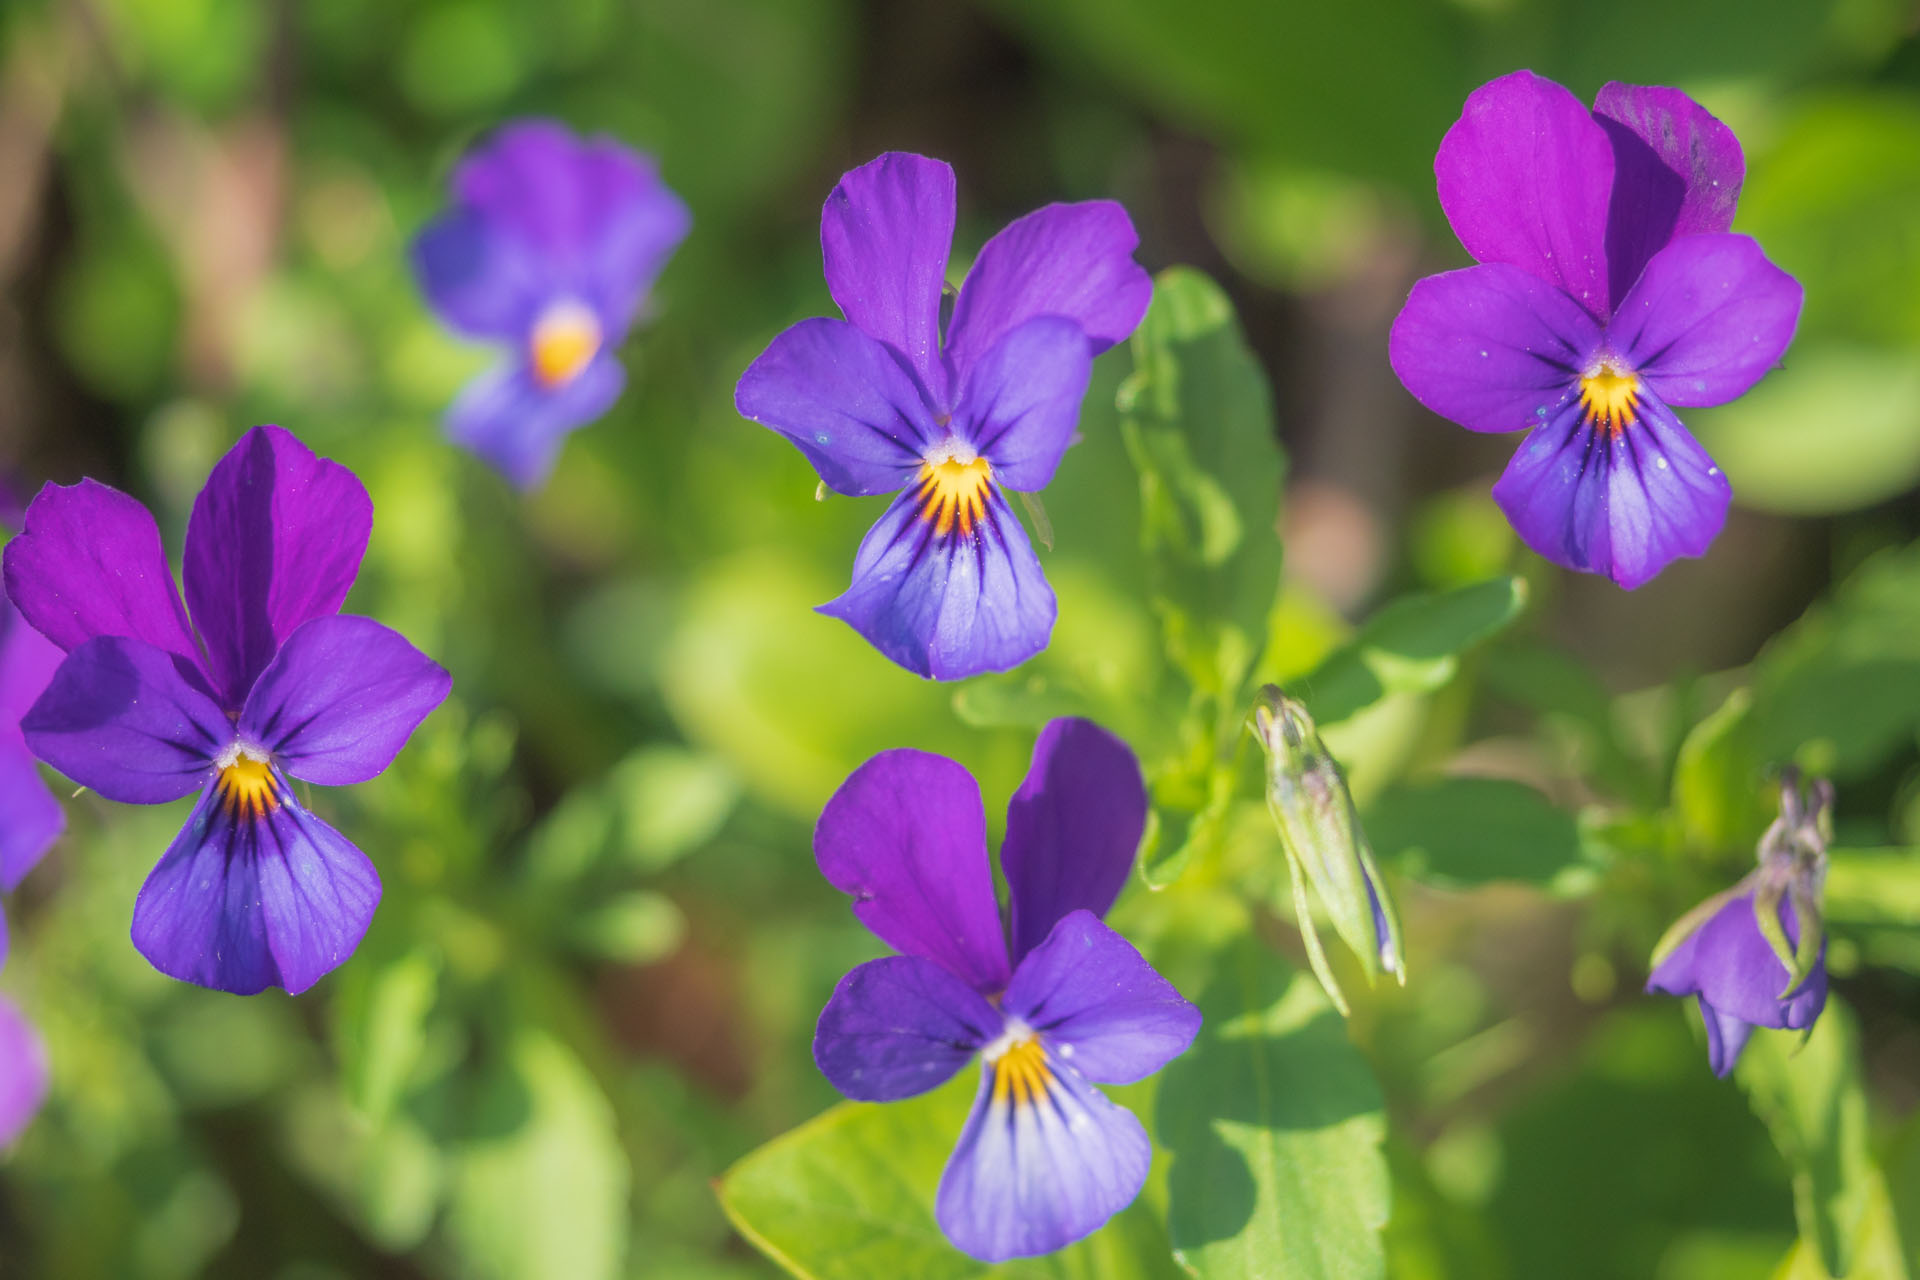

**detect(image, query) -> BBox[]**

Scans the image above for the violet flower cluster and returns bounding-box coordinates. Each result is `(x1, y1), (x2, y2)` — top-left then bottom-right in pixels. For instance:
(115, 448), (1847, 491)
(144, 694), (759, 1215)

(1648, 770), (1832, 1076)
(413, 121), (691, 490)
(737, 152), (1152, 679)
(1390, 71), (1803, 588)
(812, 718), (1200, 1260)
(3, 427), (451, 996)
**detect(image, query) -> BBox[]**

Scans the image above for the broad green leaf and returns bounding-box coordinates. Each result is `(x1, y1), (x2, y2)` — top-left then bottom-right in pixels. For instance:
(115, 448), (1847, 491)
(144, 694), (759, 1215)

(1364, 777), (1583, 890)
(1300, 577), (1528, 726)
(1772, 1171), (1910, 1280)
(718, 1073), (1179, 1279)
(1158, 941), (1388, 1279)
(446, 1028), (630, 1280)
(333, 944), (441, 1126)
(1823, 849), (1920, 926)
(567, 890), (687, 964)
(1737, 1000), (1875, 1278)
(610, 745), (742, 872)
(1672, 688), (1773, 856)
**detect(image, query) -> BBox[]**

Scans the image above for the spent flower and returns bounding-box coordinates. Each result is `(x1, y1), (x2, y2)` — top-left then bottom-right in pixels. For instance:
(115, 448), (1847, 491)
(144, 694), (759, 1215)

(3, 427), (451, 995)
(1389, 71), (1802, 587)
(1647, 769), (1832, 1076)
(1251, 686), (1404, 1015)
(412, 120), (691, 489)
(812, 718), (1199, 1260)
(736, 152), (1152, 678)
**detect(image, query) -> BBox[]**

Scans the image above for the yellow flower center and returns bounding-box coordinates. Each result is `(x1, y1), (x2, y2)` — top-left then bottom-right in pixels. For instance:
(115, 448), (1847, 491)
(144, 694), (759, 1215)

(914, 452), (993, 538)
(215, 748), (279, 821)
(529, 299), (602, 389)
(1579, 363), (1639, 434)
(988, 1034), (1052, 1110)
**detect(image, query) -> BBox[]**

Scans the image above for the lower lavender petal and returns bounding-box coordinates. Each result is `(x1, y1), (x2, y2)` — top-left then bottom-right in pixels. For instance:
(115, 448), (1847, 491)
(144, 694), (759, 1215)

(818, 484), (1055, 680)
(0, 993), (47, 1146)
(813, 955), (998, 1102)
(21, 636), (229, 804)
(447, 353), (626, 491)
(131, 774), (380, 995)
(1700, 999), (1756, 1078)
(1491, 390), (1729, 589)
(1001, 910), (1199, 1084)
(935, 1044), (1151, 1262)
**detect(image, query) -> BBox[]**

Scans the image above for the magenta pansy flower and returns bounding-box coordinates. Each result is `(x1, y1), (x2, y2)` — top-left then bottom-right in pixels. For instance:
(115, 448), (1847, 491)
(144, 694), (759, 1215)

(0, 594), (64, 890)
(1389, 71), (1804, 588)
(735, 152), (1152, 679)
(813, 718), (1199, 1260)
(2, 427), (451, 995)
(0, 910), (48, 1146)
(412, 120), (692, 489)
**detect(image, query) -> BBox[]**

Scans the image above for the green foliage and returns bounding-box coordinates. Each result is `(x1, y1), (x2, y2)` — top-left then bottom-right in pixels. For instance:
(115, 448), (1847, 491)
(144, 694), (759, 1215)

(1364, 777), (1584, 890)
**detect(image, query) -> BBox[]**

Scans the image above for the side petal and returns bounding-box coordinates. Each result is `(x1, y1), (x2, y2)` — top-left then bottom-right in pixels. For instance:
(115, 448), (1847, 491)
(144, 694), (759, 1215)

(945, 201), (1152, 384)
(952, 316), (1093, 492)
(447, 354), (626, 492)
(1001, 719), (1146, 963)
(935, 1050), (1151, 1262)
(1700, 999), (1756, 1079)
(818, 486), (1055, 681)
(0, 598), (63, 724)
(131, 777), (381, 995)
(812, 955), (998, 1102)
(21, 637), (227, 804)
(2, 479), (201, 675)
(1594, 82), (1743, 305)
(1388, 263), (1598, 433)
(183, 426), (373, 710)
(1002, 911), (1199, 1084)
(0, 993), (47, 1146)
(1435, 70), (1615, 318)
(410, 204), (546, 340)
(735, 318), (941, 496)
(813, 748), (1010, 993)
(0, 741), (61, 891)
(821, 152), (956, 398)
(1491, 392), (1729, 590)
(238, 615), (451, 787)
(1609, 233), (1803, 408)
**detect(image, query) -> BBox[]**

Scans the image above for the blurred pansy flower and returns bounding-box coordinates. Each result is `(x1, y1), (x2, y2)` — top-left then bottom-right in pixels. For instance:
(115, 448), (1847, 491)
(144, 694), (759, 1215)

(1, 594), (64, 889)
(1389, 71), (1803, 588)
(0, 910), (48, 1145)
(1648, 769), (1832, 1076)
(1251, 686), (1404, 1015)
(2, 427), (451, 995)
(813, 718), (1199, 1261)
(412, 120), (691, 490)
(736, 152), (1152, 679)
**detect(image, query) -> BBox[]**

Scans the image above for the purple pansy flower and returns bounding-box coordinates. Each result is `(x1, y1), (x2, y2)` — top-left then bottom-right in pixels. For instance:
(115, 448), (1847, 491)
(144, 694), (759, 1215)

(1, 594), (64, 890)
(0, 910), (48, 1146)
(2, 427), (452, 995)
(813, 718), (1200, 1261)
(1389, 71), (1804, 588)
(412, 120), (692, 490)
(1647, 770), (1832, 1076)
(736, 153), (1153, 679)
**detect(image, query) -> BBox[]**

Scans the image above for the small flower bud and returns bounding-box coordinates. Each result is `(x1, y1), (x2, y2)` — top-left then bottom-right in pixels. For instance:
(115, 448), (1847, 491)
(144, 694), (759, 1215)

(1250, 685), (1405, 1015)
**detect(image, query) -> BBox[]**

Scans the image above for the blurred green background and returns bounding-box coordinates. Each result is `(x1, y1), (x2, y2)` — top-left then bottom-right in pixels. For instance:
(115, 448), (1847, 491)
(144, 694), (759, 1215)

(2, 0), (1920, 1277)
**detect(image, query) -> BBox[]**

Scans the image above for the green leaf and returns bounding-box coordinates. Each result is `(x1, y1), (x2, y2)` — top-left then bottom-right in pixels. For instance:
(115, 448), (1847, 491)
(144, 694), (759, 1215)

(1363, 777), (1583, 890)
(1737, 999), (1875, 1278)
(1672, 688), (1773, 855)
(1823, 849), (1920, 927)
(717, 1073), (1180, 1279)
(1300, 577), (1529, 726)
(1158, 941), (1389, 1279)
(567, 891), (687, 964)
(1772, 1171), (1911, 1280)
(609, 745), (742, 872)
(334, 944), (441, 1126)
(446, 1028), (630, 1280)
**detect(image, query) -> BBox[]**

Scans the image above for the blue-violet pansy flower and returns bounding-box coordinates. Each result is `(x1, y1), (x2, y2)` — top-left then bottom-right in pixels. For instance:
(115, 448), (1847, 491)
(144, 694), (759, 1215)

(412, 120), (692, 490)
(813, 717), (1199, 1260)
(2, 426), (452, 995)
(0, 593), (64, 891)
(736, 152), (1153, 678)
(1389, 71), (1804, 588)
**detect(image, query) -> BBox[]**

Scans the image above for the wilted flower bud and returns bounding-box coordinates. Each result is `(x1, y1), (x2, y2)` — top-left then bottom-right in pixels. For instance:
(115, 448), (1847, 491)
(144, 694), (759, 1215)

(1250, 685), (1405, 1016)
(1646, 768), (1832, 1077)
